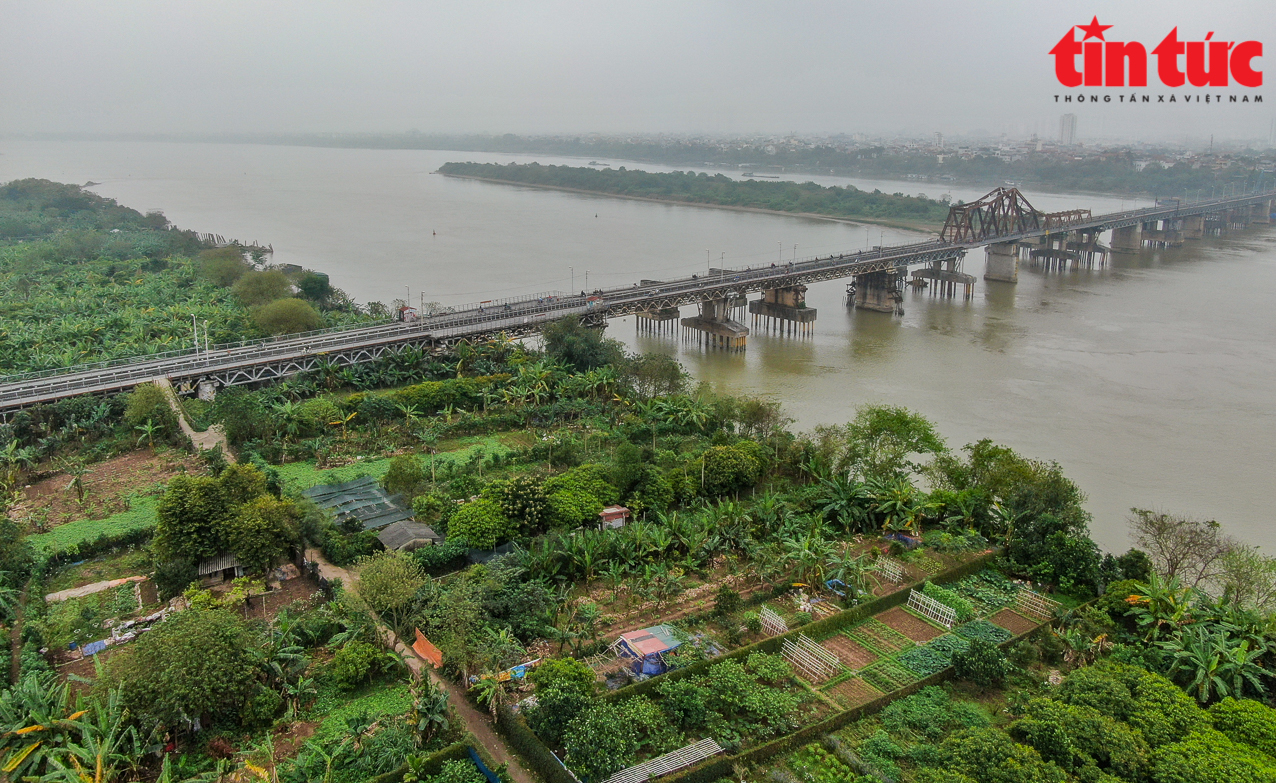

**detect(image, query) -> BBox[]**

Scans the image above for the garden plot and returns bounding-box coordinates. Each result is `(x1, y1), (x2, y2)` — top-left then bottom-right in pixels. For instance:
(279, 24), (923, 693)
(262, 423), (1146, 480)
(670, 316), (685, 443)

(846, 618), (913, 654)
(823, 676), (883, 709)
(989, 607), (1039, 635)
(876, 606), (946, 643)
(819, 634), (880, 669)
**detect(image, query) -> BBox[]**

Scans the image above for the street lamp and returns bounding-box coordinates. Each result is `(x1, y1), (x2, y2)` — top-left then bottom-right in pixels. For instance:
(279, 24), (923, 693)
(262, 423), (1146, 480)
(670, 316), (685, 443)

(191, 315), (198, 353)
(570, 266), (574, 292)
(793, 244), (798, 263)
(586, 270), (590, 290)
(706, 249), (711, 275)
(203, 321), (209, 354)
(778, 241), (782, 262)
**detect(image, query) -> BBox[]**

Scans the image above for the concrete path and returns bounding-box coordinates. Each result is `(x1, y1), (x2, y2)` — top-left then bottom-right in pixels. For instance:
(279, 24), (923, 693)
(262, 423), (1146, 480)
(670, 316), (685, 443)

(151, 377), (235, 461)
(45, 575), (146, 603)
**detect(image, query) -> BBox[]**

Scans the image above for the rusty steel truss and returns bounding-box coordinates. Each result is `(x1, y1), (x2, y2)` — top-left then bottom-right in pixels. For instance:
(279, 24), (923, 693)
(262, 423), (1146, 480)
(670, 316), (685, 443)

(941, 187), (1043, 243)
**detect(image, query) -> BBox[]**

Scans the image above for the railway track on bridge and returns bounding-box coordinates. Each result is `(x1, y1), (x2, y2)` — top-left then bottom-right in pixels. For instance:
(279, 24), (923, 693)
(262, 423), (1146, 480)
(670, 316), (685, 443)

(2, 190), (1273, 415)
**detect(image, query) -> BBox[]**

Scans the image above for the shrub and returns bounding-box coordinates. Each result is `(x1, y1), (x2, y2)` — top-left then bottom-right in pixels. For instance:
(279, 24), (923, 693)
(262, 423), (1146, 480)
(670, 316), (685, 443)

(1208, 697), (1276, 758)
(330, 640), (385, 691)
(923, 581), (976, 623)
(124, 383), (177, 431)
(447, 498), (511, 550)
(953, 638), (1009, 687)
(254, 297), (323, 335)
(382, 455), (428, 500)
(233, 269), (291, 306)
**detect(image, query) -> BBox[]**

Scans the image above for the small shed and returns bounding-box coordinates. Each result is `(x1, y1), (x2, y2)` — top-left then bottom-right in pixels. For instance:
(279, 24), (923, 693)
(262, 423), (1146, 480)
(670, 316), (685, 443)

(599, 505), (631, 529)
(198, 553), (244, 584)
(377, 520), (442, 552)
(612, 624), (682, 675)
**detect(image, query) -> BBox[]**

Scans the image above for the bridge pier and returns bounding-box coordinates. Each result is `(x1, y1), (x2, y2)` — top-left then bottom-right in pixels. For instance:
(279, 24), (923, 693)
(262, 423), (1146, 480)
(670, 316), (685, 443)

(853, 270), (904, 313)
(1251, 201), (1272, 224)
(635, 306), (680, 335)
(681, 297), (748, 350)
(909, 258), (974, 298)
(748, 285), (817, 336)
(1181, 215), (1205, 240)
(1111, 224), (1142, 253)
(983, 242), (1019, 283)
(1141, 220), (1183, 248)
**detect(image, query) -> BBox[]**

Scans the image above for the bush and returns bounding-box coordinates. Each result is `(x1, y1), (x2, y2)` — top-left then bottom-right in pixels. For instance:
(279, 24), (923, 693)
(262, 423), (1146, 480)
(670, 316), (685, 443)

(124, 383), (176, 431)
(1208, 697), (1276, 758)
(382, 455), (428, 500)
(254, 297), (323, 335)
(923, 581), (976, 623)
(330, 640), (385, 691)
(232, 269), (291, 306)
(952, 638), (1009, 687)
(447, 499), (511, 550)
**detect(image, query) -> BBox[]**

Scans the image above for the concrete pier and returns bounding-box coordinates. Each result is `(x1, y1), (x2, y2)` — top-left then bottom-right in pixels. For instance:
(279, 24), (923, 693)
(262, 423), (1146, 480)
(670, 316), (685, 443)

(1252, 201), (1272, 224)
(635, 306), (680, 334)
(681, 297), (749, 350)
(909, 258), (975, 299)
(1111, 224), (1142, 253)
(748, 285), (817, 336)
(1181, 215), (1205, 240)
(983, 242), (1019, 283)
(853, 270), (904, 313)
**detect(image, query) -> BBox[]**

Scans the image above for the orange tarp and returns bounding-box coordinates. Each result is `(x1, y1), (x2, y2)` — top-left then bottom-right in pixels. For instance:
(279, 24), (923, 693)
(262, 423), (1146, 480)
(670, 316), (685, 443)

(413, 628), (444, 668)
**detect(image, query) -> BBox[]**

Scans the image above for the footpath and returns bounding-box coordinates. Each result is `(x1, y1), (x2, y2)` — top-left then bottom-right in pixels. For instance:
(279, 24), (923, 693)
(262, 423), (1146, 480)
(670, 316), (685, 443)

(303, 549), (538, 783)
(151, 377), (236, 460)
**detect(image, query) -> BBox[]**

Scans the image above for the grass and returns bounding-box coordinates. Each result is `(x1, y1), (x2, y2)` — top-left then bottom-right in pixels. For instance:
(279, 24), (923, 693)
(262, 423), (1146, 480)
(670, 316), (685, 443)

(311, 680), (413, 741)
(45, 548), (153, 594)
(27, 494), (161, 557)
(40, 584), (140, 649)
(274, 435), (518, 491)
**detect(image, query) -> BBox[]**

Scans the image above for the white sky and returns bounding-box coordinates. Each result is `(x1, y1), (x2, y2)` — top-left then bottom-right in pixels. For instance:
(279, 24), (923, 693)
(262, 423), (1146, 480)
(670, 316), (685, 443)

(1, 0), (1272, 141)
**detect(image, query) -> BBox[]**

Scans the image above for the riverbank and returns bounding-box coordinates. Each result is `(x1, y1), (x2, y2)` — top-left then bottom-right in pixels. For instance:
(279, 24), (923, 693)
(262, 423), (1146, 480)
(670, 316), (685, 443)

(437, 171), (943, 234)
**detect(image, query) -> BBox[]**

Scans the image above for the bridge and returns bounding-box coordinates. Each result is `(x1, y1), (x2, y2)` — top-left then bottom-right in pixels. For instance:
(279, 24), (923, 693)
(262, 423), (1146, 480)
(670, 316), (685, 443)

(1, 189), (1272, 415)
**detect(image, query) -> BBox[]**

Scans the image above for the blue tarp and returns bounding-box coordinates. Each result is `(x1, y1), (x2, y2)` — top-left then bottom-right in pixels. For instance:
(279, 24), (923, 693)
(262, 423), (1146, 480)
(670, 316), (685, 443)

(81, 640), (109, 656)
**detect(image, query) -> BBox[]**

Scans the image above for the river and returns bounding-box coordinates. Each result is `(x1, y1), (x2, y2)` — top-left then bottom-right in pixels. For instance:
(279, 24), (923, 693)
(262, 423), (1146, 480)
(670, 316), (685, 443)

(2, 140), (1273, 554)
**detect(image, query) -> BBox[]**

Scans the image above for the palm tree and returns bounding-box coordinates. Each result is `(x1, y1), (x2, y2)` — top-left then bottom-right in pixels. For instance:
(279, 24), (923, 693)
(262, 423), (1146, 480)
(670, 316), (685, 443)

(469, 676), (504, 719)
(411, 678), (450, 746)
(134, 418), (161, 449)
(817, 476), (872, 534)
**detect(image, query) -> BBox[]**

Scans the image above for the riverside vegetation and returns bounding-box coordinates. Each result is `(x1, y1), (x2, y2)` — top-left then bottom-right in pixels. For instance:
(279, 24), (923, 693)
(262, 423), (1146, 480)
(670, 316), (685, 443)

(1, 183), (1275, 783)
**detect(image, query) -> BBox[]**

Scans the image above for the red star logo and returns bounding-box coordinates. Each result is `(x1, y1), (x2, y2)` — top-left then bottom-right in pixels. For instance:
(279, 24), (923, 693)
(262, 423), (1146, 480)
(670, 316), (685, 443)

(1077, 16), (1113, 41)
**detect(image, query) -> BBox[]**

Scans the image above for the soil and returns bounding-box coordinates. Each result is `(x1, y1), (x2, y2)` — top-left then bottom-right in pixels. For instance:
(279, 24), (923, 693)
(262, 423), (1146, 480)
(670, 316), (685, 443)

(876, 606), (946, 643)
(10, 449), (202, 531)
(272, 721), (319, 762)
(989, 607), (1040, 636)
(826, 677), (883, 708)
(236, 574), (324, 623)
(820, 635), (879, 669)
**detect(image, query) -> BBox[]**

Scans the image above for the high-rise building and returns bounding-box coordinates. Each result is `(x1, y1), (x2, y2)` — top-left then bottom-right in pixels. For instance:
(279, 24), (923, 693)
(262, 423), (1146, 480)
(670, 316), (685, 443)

(1059, 113), (1077, 146)
(934, 132), (944, 149)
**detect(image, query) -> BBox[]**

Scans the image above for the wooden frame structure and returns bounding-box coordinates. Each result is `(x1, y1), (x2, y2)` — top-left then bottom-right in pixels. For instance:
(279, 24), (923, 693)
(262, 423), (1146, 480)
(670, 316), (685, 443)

(782, 633), (842, 683)
(907, 589), (957, 628)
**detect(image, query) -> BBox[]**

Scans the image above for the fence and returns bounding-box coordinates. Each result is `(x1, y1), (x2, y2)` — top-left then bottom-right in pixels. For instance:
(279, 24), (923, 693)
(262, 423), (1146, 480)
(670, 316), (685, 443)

(781, 634), (842, 683)
(906, 589), (956, 628)
(759, 606), (787, 636)
(1016, 588), (1061, 621)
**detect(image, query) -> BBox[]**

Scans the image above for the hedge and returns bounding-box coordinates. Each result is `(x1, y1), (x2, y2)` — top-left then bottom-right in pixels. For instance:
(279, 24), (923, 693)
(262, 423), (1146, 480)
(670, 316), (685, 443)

(658, 606), (1048, 783)
(607, 550), (1000, 702)
(495, 705), (578, 783)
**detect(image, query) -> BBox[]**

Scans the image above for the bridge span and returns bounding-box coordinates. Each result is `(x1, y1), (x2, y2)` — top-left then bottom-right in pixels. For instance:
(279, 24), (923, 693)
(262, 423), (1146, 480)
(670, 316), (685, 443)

(1, 189), (1272, 415)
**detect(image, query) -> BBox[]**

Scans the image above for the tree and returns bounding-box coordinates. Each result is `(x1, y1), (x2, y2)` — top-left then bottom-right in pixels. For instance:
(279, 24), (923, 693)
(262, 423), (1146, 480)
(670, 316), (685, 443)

(842, 405), (946, 482)
(154, 474), (232, 561)
(953, 639), (1009, 688)
(198, 247), (251, 287)
(232, 269), (291, 306)
(103, 608), (260, 731)
(448, 499), (511, 550)
(541, 318), (624, 372)
(1128, 508), (1237, 590)
(1214, 546), (1276, 613)
(563, 701), (640, 781)
(298, 272), (331, 302)
(381, 455), (428, 500)
(254, 297), (323, 335)
(620, 352), (687, 399)
(123, 382), (176, 431)
(227, 495), (301, 574)
(357, 551), (426, 634)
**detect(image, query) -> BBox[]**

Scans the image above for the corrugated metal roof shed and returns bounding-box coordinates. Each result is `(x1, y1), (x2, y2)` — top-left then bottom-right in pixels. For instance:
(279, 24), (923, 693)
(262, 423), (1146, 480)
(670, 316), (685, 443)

(198, 553), (243, 575)
(302, 476), (414, 530)
(378, 520), (443, 551)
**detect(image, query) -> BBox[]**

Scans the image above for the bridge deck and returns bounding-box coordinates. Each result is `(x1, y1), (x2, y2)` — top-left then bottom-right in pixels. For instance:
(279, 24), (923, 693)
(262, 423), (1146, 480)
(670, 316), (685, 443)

(1, 191), (1272, 413)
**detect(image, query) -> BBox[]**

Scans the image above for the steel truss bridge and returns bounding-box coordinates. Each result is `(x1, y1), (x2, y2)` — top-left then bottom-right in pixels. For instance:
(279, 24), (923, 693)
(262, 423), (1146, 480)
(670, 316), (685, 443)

(2, 189), (1273, 415)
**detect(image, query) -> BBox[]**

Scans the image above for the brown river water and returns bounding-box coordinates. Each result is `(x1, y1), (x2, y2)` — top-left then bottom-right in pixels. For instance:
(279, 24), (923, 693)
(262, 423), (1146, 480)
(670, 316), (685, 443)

(2, 140), (1273, 553)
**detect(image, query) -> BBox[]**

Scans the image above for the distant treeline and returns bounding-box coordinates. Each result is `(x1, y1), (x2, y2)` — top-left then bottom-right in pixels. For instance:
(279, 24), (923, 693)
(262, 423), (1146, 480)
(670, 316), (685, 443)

(437, 161), (951, 225)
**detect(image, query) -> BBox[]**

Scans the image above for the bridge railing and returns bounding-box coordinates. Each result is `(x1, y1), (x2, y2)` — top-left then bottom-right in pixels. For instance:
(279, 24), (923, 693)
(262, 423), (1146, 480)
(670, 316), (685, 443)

(0, 318), (399, 385)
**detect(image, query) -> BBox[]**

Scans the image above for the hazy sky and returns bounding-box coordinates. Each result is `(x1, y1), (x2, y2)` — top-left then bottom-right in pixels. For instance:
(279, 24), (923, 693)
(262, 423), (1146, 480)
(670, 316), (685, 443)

(2, 0), (1272, 141)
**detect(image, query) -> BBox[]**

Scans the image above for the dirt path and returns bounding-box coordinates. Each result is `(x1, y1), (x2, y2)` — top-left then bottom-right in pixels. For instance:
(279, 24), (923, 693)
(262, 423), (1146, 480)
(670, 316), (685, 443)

(152, 377), (235, 461)
(304, 549), (539, 783)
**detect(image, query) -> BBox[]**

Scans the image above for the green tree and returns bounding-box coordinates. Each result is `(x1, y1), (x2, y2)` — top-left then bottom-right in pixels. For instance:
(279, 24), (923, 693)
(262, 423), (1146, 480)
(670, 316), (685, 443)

(227, 495), (301, 574)
(154, 474), (232, 561)
(841, 405), (947, 482)
(357, 550), (427, 634)
(563, 700), (640, 781)
(447, 499), (511, 550)
(197, 247), (251, 287)
(541, 318), (624, 372)
(254, 297), (323, 335)
(382, 455), (428, 500)
(953, 639), (1009, 688)
(232, 269), (291, 306)
(123, 382), (176, 431)
(102, 608), (260, 731)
